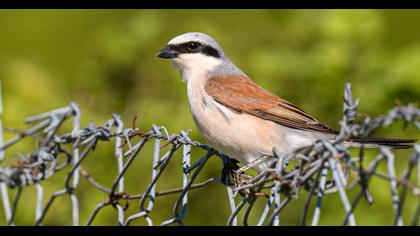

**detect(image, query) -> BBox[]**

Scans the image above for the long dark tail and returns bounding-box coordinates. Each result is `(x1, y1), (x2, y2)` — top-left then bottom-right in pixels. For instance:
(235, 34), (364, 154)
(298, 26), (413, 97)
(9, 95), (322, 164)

(347, 137), (418, 149)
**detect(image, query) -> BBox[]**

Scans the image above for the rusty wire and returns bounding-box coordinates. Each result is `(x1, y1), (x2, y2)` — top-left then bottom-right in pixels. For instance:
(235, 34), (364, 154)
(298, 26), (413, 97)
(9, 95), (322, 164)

(0, 83), (419, 226)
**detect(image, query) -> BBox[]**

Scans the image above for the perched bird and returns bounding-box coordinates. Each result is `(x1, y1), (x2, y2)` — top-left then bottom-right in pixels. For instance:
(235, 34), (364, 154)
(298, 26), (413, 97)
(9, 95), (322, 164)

(157, 32), (416, 172)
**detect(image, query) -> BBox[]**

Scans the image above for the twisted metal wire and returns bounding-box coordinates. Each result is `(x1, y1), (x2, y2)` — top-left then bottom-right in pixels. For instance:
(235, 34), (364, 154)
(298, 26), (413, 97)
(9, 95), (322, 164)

(0, 83), (419, 226)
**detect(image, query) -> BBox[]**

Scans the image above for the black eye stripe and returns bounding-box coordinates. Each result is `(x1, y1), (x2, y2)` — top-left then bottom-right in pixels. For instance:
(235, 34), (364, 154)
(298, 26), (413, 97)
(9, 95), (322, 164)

(167, 43), (191, 54)
(201, 45), (220, 58)
(187, 42), (200, 50)
(168, 42), (220, 58)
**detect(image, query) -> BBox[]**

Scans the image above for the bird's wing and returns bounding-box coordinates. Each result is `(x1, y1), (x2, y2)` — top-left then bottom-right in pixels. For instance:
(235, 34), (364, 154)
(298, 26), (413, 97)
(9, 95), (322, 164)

(205, 75), (338, 134)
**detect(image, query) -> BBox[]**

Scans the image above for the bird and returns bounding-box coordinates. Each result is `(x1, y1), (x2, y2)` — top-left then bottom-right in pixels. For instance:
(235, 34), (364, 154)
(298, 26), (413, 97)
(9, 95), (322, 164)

(157, 32), (417, 172)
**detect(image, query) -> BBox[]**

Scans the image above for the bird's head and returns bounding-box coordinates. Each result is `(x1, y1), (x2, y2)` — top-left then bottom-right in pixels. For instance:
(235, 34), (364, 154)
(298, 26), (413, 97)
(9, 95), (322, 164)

(157, 32), (226, 73)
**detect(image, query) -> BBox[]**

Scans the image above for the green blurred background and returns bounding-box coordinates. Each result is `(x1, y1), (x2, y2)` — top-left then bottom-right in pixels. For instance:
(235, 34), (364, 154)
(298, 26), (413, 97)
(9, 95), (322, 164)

(0, 9), (419, 226)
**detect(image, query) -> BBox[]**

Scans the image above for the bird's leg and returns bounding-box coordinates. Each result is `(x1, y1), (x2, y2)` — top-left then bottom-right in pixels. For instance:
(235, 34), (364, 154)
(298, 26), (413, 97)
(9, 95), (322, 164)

(219, 154), (240, 186)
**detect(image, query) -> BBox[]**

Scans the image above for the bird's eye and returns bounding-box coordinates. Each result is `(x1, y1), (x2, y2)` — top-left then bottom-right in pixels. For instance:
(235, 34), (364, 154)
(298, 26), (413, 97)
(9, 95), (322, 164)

(187, 42), (201, 51)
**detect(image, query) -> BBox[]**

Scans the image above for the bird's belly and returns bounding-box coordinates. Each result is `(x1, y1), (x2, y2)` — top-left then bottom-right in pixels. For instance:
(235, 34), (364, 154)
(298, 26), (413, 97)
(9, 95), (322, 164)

(190, 98), (282, 168)
(192, 103), (328, 172)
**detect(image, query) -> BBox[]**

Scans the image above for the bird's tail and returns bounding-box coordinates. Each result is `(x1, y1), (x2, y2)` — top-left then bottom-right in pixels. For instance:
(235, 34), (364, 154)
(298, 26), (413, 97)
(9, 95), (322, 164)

(345, 137), (418, 149)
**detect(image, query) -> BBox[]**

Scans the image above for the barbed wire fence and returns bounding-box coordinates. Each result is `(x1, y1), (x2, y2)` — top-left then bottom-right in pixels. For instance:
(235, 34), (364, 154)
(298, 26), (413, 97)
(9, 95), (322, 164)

(0, 82), (419, 226)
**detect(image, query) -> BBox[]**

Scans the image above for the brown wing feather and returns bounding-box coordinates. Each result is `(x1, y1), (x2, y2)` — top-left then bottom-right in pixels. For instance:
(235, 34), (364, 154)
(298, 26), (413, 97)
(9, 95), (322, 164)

(205, 75), (338, 134)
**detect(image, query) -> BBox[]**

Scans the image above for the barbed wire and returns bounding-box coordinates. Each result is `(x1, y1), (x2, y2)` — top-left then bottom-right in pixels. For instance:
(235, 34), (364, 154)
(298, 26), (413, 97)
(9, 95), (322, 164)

(0, 82), (419, 226)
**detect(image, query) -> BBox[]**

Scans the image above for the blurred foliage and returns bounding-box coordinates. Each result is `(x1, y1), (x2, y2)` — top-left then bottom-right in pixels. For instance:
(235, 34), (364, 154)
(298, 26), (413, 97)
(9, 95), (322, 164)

(0, 10), (419, 225)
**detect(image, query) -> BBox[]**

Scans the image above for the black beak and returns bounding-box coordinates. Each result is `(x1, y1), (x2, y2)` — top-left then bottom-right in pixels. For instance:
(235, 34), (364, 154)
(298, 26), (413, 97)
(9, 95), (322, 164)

(157, 46), (179, 59)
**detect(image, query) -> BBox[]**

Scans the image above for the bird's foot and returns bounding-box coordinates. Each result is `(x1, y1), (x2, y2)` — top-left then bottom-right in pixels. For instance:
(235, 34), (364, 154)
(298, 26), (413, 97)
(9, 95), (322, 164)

(232, 171), (254, 188)
(231, 171), (270, 198)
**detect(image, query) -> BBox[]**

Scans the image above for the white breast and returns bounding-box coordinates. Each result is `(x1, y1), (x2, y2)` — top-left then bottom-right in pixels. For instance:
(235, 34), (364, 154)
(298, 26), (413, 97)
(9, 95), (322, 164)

(184, 71), (275, 169)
